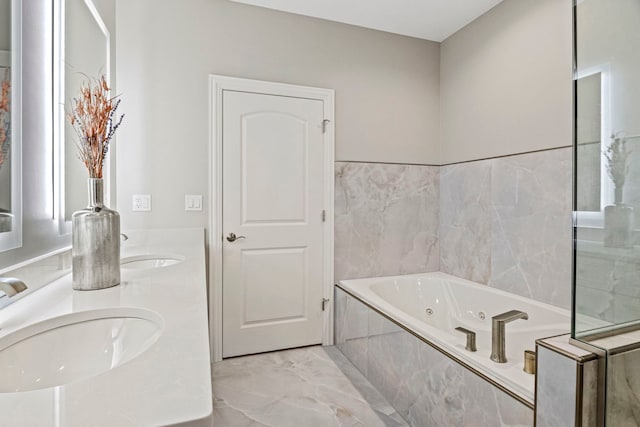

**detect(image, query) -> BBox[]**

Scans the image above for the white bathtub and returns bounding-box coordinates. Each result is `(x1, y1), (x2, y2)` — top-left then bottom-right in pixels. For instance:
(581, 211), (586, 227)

(337, 272), (570, 403)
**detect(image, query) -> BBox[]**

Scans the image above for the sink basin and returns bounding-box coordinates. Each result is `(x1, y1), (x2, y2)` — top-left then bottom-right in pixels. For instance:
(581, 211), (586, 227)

(121, 254), (185, 269)
(0, 308), (163, 393)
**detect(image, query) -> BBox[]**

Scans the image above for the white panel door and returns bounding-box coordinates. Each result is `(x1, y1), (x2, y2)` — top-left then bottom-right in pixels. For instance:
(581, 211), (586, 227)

(222, 90), (325, 358)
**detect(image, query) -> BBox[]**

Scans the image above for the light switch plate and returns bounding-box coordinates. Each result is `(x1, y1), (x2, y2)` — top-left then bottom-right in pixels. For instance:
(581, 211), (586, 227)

(185, 195), (203, 211)
(133, 194), (152, 212)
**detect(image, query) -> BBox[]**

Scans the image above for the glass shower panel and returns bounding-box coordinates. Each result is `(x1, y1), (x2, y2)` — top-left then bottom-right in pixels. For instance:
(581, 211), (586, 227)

(573, 0), (640, 338)
(574, 1), (640, 424)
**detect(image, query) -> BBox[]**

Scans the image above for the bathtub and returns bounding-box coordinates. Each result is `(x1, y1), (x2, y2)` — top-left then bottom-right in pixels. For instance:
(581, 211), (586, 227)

(337, 272), (570, 404)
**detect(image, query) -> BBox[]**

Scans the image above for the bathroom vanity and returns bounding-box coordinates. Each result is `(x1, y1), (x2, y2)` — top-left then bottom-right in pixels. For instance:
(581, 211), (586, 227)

(0, 228), (212, 426)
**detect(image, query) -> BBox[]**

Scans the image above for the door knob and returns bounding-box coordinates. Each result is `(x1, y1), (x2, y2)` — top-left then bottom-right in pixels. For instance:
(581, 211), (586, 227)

(226, 233), (246, 242)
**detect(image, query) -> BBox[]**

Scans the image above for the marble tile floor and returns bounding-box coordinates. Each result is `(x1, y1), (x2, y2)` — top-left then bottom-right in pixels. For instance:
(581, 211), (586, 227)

(212, 346), (408, 427)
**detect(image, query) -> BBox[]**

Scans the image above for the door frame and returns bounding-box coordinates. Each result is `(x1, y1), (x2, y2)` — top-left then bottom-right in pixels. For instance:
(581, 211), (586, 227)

(208, 75), (335, 362)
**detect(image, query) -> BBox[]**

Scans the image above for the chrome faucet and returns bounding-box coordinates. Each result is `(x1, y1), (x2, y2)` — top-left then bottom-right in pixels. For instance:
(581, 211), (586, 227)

(490, 310), (528, 363)
(0, 277), (28, 310)
(0, 277), (27, 298)
(455, 326), (477, 352)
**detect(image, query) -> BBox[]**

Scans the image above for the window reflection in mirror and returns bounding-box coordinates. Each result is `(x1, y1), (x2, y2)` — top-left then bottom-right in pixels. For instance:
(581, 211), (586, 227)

(574, 68), (614, 227)
(576, 72), (603, 213)
(54, 0), (110, 233)
(0, 0), (22, 251)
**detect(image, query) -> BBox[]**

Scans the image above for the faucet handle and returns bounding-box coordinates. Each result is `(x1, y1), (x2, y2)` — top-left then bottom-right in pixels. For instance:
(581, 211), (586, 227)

(455, 326), (477, 352)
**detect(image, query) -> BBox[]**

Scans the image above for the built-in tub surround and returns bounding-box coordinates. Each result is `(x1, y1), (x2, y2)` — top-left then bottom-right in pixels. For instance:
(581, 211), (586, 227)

(335, 162), (440, 281)
(337, 272), (570, 404)
(335, 281), (540, 426)
(0, 228), (212, 427)
(440, 147), (573, 309)
(535, 335), (599, 427)
(604, 345), (640, 425)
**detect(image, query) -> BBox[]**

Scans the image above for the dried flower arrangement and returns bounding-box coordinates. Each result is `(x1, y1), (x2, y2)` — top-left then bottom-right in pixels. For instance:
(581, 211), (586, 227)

(0, 68), (10, 171)
(67, 75), (124, 179)
(604, 133), (631, 190)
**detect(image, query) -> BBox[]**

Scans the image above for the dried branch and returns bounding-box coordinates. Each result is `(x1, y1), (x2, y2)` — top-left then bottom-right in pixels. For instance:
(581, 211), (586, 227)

(604, 133), (631, 190)
(67, 75), (124, 178)
(0, 68), (11, 171)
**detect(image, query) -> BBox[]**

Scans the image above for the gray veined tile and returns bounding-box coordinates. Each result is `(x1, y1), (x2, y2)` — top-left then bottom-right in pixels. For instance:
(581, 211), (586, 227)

(607, 348), (640, 426)
(489, 148), (572, 309)
(335, 289), (534, 427)
(212, 346), (408, 427)
(334, 162), (440, 283)
(439, 161), (492, 284)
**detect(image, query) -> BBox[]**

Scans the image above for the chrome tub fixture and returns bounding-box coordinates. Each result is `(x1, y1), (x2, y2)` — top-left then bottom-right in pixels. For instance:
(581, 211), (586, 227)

(523, 350), (536, 375)
(490, 310), (529, 363)
(455, 326), (477, 352)
(0, 277), (28, 309)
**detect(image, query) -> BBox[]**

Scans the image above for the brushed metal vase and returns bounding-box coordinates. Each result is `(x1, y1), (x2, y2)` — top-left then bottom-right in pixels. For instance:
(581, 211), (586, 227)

(72, 178), (121, 291)
(0, 212), (12, 232)
(604, 203), (634, 249)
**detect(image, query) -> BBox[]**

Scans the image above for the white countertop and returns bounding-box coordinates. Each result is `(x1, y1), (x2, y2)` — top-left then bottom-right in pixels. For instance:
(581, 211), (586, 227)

(0, 228), (213, 426)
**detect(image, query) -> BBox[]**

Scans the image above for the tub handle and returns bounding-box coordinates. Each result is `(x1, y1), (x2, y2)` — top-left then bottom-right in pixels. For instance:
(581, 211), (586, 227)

(455, 326), (477, 352)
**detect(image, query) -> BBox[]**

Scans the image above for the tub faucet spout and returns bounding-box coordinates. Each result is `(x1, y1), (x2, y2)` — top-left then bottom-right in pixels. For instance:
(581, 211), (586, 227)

(0, 277), (27, 298)
(490, 310), (528, 363)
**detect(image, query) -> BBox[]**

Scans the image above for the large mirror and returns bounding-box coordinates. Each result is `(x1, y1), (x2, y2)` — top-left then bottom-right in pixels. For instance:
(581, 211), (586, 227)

(0, 0), (22, 251)
(54, 0), (110, 234)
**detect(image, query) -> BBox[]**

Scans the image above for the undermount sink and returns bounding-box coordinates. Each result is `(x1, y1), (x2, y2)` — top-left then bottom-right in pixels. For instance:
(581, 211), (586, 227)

(120, 254), (185, 269)
(0, 308), (163, 393)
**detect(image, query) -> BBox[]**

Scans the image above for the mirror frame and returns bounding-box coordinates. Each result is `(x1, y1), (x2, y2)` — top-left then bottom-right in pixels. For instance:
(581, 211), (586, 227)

(0, 0), (22, 252)
(575, 64), (612, 228)
(53, 0), (111, 235)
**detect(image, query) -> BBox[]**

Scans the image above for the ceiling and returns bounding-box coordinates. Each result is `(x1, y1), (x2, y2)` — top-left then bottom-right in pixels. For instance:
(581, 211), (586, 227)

(229, 0), (505, 42)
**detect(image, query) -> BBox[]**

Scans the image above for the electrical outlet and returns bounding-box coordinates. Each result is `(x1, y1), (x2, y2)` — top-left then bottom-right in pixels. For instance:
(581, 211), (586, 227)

(133, 194), (151, 212)
(185, 195), (203, 211)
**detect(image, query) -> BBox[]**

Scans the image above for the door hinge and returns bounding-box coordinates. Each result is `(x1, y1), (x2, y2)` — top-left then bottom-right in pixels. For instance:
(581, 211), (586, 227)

(322, 298), (330, 311)
(322, 119), (330, 134)
(322, 210), (326, 222)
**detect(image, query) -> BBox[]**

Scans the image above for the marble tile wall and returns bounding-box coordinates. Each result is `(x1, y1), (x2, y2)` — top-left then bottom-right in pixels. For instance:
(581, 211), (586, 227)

(439, 161), (492, 283)
(536, 346), (579, 427)
(440, 148), (573, 309)
(334, 162), (440, 282)
(535, 341), (599, 427)
(607, 346), (640, 426)
(574, 244), (640, 327)
(335, 288), (534, 426)
(336, 148), (572, 308)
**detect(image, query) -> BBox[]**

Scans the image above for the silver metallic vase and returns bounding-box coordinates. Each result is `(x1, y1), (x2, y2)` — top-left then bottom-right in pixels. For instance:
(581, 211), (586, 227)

(604, 203), (634, 248)
(72, 178), (121, 290)
(0, 212), (12, 232)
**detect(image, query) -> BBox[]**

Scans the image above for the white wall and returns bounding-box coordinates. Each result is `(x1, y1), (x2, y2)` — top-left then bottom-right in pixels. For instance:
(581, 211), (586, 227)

(577, 0), (640, 137)
(440, 0), (573, 164)
(115, 0), (440, 230)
